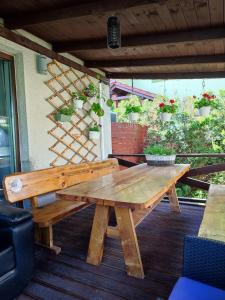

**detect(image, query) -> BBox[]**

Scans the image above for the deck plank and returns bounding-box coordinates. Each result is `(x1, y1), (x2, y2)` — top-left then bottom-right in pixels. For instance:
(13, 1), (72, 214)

(21, 202), (204, 300)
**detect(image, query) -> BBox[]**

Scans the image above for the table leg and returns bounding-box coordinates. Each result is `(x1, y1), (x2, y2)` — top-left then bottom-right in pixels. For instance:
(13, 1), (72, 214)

(115, 206), (144, 279)
(167, 184), (181, 213)
(86, 204), (110, 265)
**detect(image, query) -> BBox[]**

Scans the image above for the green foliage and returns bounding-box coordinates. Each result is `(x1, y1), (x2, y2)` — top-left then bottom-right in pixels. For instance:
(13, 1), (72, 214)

(72, 91), (87, 102)
(158, 100), (178, 113)
(83, 82), (98, 97)
(194, 92), (218, 109)
(89, 123), (101, 132)
(106, 99), (114, 108)
(144, 144), (176, 155)
(91, 103), (104, 117)
(58, 106), (74, 116)
(125, 104), (142, 114)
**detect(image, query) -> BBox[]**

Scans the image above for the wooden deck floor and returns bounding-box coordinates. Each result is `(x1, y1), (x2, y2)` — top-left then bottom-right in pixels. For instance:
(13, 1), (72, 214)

(19, 202), (204, 300)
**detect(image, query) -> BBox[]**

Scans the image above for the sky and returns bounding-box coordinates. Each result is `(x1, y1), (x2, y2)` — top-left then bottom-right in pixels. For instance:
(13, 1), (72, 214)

(119, 78), (225, 99)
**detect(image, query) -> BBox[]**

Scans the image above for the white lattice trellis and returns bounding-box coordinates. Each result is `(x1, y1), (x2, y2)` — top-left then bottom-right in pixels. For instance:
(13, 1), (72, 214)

(45, 60), (100, 166)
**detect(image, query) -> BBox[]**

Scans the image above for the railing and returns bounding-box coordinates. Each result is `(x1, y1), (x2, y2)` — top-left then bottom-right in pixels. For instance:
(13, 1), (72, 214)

(108, 153), (225, 206)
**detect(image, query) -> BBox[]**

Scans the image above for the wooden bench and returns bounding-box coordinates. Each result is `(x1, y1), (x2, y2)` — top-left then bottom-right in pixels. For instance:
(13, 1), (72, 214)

(198, 184), (225, 243)
(3, 159), (119, 254)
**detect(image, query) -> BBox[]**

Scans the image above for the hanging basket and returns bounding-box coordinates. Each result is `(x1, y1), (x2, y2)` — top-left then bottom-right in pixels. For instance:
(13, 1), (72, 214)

(54, 113), (72, 123)
(199, 106), (211, 117)
(74, 99), (84, 109)
(89, 131), (100, 140)
(160, 112), (172, 122)
(128, 113), (139, 123)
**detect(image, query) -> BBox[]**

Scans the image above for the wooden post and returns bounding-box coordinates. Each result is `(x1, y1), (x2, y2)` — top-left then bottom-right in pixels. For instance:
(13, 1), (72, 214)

(35, 225), (61, 255)
(167, 184), (181, 213)
(115, 206), (144, 279)
(86, 204), (110, 265)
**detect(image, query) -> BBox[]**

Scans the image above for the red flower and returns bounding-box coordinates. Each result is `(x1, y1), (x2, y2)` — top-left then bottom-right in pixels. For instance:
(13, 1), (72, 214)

(159, 103), (165, 107)
(170, 99), (175, 104)
(202, 93), (209, 98)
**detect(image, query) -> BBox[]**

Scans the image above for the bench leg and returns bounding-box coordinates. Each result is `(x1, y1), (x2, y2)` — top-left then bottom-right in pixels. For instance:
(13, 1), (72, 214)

(86, 204), (110, 265)
(35, 225), (61, 255)
(115, 206), (144, 279)
(167, 184), (181, 213)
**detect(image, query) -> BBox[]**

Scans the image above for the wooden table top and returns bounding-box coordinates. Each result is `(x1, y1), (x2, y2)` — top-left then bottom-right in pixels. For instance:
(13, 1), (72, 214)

(57, 164), (190, 209)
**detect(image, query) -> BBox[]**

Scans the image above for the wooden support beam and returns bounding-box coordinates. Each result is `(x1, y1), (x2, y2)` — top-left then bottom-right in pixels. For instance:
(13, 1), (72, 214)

(185, 163), (225, 177)
(5, 0), (160, 29)
(179, 177), (210, 191)
(106, 71), (225, 79)
(0, 26), (106, 82)
(53, 27), (225, 52)
(85, 54), (225, 68)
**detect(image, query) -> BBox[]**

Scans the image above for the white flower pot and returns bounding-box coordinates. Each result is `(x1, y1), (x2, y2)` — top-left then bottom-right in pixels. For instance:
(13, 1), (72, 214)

(74, 99), (84, 109)
(89, 131), (100, 140)
(199, 106), (211, 116)
(55, 113), (72, 122)
(160, 112), (172, 122)
(145, 154), (176, 166)
(128, 113), (139, 122)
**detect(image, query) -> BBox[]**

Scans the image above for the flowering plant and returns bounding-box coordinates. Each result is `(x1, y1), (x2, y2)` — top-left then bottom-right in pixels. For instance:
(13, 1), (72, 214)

(158, 99), (177, 113)
(125, 104), (142, 115)
(194, 92), (217, 109)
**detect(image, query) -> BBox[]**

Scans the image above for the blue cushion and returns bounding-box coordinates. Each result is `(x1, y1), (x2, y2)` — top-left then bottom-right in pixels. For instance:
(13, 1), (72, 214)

(169, 277), (225, 300)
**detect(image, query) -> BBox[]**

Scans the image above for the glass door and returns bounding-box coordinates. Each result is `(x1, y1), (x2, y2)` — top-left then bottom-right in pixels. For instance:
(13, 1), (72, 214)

(0, 56), (19, 200)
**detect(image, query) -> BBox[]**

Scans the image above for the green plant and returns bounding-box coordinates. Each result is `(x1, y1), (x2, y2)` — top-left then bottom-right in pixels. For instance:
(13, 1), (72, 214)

(89, 123), (101, 132)
(83, 82), (98, 97)
(106, 99), (114, 108)
(125, 104), (142, 115)
(144, 144), (176, 155)
(58, 106), (74, 115)
(72, 91), (87, 102)
(158, 99), (178, 113)
(194, 92), (218, 109)
(91, 103), (104, 117)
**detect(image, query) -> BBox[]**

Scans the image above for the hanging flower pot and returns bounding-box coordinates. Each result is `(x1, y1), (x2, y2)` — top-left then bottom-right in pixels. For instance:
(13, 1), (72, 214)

(54, 106), (74, 123)
(194, 93), (217, 117)
(72, 92), (87, 110)
(199, 106), (211, 116)
(160, 112), (172, 122)
(125, 104), (141, 123)
(158, 99), (177, 122)
(88, 124), (101, 140)
(128, 112), (139, 122)
(83, 82), (97, 98)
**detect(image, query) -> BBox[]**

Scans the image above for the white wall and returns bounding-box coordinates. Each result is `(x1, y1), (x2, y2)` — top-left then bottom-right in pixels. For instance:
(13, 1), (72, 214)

(0, 30), (112, 170)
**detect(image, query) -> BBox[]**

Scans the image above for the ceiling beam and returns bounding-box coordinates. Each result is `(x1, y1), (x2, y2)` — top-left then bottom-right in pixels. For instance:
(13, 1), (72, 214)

(5, 0), (160, 29)
(85, 54), (225, 68)
(106, 71), (225, 79)
(0, 26), (106, 82)
(53, 26), (225, 52)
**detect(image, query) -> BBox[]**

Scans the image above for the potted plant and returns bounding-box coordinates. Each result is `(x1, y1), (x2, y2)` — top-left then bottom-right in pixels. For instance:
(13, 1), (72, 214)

(88, 123), (101, 140)
(194, 93), (217, 116)
(144, 144), (176, 166)
(72, 92), (87, 109)
(159, 99), (177, 122)
(54, 106), (74, 122)
(83, 82), (98, 98)
(91, 103), (104, 117)
(125, 104), (142, 122)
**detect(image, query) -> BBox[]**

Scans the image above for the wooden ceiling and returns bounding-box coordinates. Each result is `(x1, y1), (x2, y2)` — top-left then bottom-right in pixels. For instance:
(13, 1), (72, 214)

(1, 0), (225, 79)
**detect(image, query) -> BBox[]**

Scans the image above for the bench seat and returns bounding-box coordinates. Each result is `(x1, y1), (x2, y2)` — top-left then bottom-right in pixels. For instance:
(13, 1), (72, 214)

(33, 199), (88, 227)
(198, 184), (225, 242)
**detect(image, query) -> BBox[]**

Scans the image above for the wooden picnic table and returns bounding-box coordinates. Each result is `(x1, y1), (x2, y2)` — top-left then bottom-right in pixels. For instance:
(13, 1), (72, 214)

(57, 163), (190, 279)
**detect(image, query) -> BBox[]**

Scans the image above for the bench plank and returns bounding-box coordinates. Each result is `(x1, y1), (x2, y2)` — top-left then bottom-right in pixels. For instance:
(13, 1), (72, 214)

(198, 184), (225, 242)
